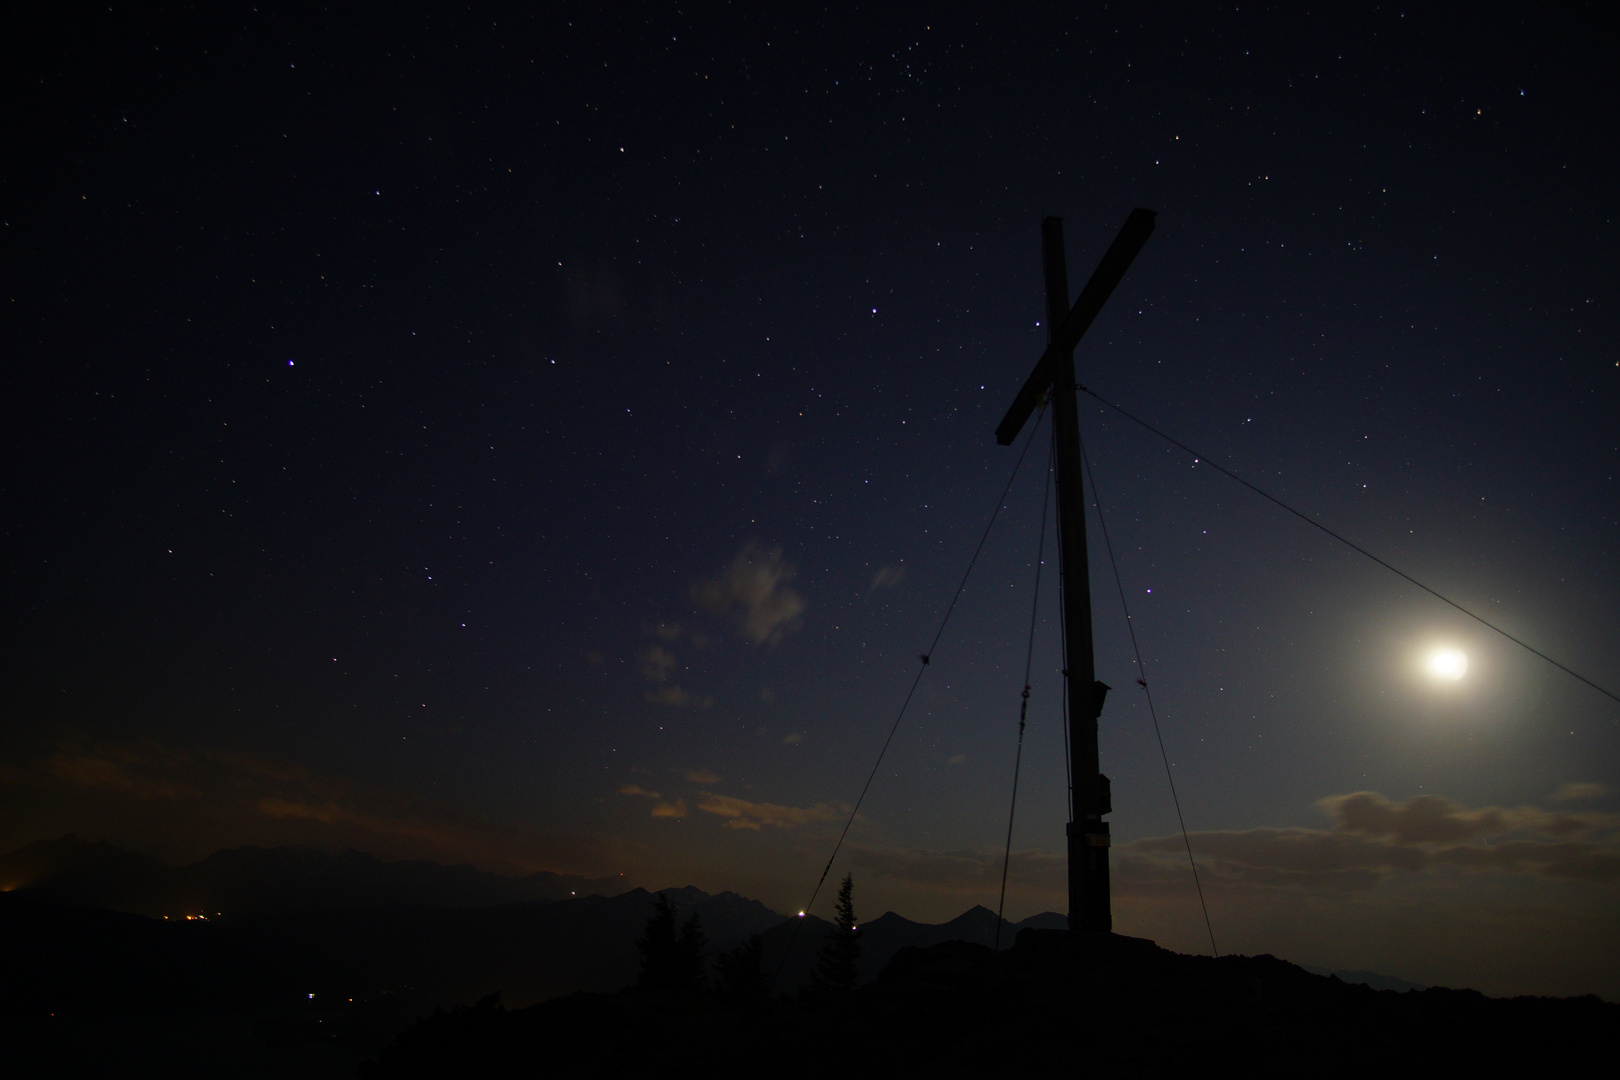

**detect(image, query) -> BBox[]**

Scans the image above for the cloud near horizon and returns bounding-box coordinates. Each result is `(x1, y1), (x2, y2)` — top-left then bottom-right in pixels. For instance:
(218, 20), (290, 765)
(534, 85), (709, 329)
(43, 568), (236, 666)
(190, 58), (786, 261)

(46, 741), (202, 801)
(33, 737), (624, 877)
(1117, 790), (1620, 895)
(696, 793), (843, 831)
(651, 799), (687, 819)
(692, 542), (805, 645)
(1551, 782), (1608, 803)
(616, 782), (686, 819)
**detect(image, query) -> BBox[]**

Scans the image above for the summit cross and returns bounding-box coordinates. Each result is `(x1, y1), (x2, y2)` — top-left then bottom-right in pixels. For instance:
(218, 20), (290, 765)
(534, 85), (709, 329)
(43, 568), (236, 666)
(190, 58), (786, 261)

(995, 208), (1155, 932)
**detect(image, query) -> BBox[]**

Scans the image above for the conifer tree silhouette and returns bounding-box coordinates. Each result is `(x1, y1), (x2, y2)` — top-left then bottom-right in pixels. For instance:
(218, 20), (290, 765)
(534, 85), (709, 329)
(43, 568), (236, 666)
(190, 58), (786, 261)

(809, 874), (861, 1001)
(636, 892), (678, 990)
(675, 909), (707, 992)
(716, 933), (767, 1004)
(636, 892), (707, 994)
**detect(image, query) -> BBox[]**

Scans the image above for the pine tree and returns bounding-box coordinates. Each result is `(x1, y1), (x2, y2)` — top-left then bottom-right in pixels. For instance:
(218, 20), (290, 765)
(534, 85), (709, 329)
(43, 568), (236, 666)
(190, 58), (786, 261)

(809, 874), (861, 1001)
(716, 933), (767, 1004)
(675, 910), (707, 993)
(636, 892), (708, 995)
(636, 892), (680, 991)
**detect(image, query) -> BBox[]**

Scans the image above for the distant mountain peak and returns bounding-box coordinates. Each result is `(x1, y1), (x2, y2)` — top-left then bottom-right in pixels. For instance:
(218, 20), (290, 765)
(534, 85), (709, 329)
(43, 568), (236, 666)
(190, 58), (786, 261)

(0, 834), (169, 903)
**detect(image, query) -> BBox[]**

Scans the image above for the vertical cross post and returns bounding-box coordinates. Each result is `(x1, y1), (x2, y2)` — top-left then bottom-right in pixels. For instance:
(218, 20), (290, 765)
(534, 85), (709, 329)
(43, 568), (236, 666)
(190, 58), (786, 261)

(1042, 217), (1111, 933)
(998, 208), (1152, 934)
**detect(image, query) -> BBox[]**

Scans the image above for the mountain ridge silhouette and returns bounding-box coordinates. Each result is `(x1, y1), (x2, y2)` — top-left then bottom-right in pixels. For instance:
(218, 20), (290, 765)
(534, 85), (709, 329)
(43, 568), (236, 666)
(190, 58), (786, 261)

(4, 838), (1610, 1077)
(0, 833), (625, 914)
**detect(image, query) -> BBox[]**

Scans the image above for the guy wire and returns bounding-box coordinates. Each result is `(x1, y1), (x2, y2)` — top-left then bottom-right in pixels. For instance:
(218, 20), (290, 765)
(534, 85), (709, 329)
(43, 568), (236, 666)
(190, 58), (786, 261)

(769, 407), (1049, 990)
(995, 438), (1054, 952)
(1080, 429), (1220, 957)
(1077, 384), (1619, 710)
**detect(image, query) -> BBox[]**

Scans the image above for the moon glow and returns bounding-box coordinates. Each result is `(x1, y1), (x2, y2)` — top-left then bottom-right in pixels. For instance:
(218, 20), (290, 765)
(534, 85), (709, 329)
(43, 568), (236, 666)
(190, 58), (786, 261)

(1427, 648), (1469, 681)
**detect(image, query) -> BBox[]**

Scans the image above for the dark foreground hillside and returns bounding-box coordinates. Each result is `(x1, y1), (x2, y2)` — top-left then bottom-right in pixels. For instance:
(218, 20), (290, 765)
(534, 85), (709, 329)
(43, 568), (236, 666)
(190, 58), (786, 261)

(362, 931), (1614, 1080)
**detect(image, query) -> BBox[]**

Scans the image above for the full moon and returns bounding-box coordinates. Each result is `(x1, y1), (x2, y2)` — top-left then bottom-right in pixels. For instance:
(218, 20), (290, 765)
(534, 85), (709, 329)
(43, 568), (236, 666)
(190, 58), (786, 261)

(1427, 648), (1468, 681)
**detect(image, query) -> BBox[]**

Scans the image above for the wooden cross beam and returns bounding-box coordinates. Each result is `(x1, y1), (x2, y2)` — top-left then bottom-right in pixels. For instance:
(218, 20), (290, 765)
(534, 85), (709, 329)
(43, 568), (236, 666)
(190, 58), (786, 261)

(996, 208), (1156, 446)
(996, 208), (1154, 933)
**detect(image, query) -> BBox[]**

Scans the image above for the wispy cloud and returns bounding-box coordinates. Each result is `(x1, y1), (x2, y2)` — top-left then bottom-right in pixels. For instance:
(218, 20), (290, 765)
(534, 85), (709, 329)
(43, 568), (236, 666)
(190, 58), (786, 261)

(644, 686), (713, 708)
(684, 769), (721, 785)
(47, 742), (201, 800)
(1552, 782), (1608, 803)
(638, 645), (677, 682)
(693, 542), (805, 645)
(870, 564), (907, 590)
(618, 784), (661, 799)
(636, 641), (711, 706)
(651, 799), (687, 819)
(1324, 791), (1599, 842)
(695, 793), (842, 831)
(1117, 791), (1620, 894)
(38, 737), (622, 877)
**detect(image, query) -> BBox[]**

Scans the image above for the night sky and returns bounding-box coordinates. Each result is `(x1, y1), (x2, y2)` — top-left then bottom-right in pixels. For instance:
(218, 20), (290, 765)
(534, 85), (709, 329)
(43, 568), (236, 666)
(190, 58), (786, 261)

(4, 4), (1616, 998)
